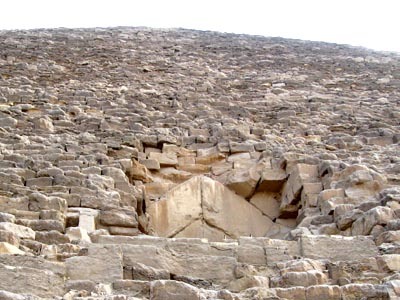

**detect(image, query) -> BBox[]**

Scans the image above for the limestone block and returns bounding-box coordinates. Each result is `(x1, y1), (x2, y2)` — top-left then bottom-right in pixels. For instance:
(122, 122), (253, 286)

(278, 258), (325, 274)
(229, 142), (255, 153)
(130, 263), (170, 281)
(281, 270), (328, 287)
(352, 206), (394, 235)
(66, 244), (123, 283)
(237, 243), (266, 265)
(0, 262), (65, 297)
(0, 222), (35, 239)
(0, 212), (16, 223)
(250, 192), (280, 219)
(150, 280), (199, 300)
(376, 231), (400, 246)
(147, 176), (203, 237)
(301, 182), (323, 207)
(0, 196), (29, 212)
(377, 255), (400, 272)
(65, 280), (96, 293)
(100, 207), (138, 227)
(228, 275), (269, 292)
(273, 287), (306, 300)
(109, 226), (141, 236)
(300, 235), (378, 261)
(257, 168), (287, 193)
(24, 220), (65, 233)
(148, 152), (178, 166)
(340, 283), (389, 300)
(0, 242), (24, 255)
(28, 193), (67, 212)
(201, 176), (274, 239)
(139, 158), (160, 170)
(196, 152), (226, 165)
(144, 182), (175, 199)
(66, 227), (91, 243)
(280, 164), (319, 216)
(263, 239), (299, 264)
(225, 168), (260, 198)
(226, 153), (252, 163)
(35, 230), (70, 244)
(0, 116), (17, 127)
(176, 163), (210, 174)
(122, 245), (178, 272)
(26, 177), (53, 187)
(79, 214), (97, 232)
(0, 230), (19, 246)
(174, 219), (226, 242)
(0, 290), (27, 300)
(129, 159), (153, 183)
(157, 167), (192, 182)
(113, 280), (150, 298)
(179, 255), (237, 283)
(306, 285), (341, 300)
(211, 161), (233, 176)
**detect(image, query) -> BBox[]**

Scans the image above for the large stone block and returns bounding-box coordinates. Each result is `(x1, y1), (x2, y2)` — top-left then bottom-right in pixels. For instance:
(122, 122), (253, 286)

(300, 235), (378, 261)
(0, 262), (64, 297)
(66, 244), (123, 283)
(148, 176), (274, 240)
(201, 176), (274, 239)
(150, 280), (199, 300)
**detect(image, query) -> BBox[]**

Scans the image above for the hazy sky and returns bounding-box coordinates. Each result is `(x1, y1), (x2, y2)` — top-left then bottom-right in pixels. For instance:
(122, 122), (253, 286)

(1, 0), (399, 52)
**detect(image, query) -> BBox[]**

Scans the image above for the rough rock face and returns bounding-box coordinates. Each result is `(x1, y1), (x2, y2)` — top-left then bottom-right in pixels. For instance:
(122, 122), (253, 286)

(0, 26), (399, 299)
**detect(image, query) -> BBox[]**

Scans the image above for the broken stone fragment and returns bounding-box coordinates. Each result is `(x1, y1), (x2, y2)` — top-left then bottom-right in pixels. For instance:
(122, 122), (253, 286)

(224, 167), (260, 198)
(257, 168), (287, 193)
(128, 159), (153, 183)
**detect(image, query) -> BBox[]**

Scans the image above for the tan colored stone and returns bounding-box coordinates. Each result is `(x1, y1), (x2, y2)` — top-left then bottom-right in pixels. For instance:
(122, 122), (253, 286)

(306, 285), (341, 300)
(129, 159), (153, 183)
(0, 242), (25, 255)
(300, 235), (378, 261)
(228, 275), (269, 292)
(147, 176), (203, 237)
(148, 152), (178, 166)
(150, 280), (199, 300)
(0, 222), (35, 239)
(225, 168), (260, 198)
(257, 168), (287, 192)
(174, 219), (226, 241)
(250, 192), (280, 219)
(377, 254), (400, 272)
(66, 244), (123, 283)
(202, 176), (274, 239)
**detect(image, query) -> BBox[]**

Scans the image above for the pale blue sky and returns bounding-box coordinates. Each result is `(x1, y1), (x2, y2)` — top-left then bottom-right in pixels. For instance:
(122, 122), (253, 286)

(1, 0), (399, 52)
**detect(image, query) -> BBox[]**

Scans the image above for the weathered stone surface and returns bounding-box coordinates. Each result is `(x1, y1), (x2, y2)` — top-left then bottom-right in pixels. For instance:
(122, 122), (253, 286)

(201, 176), (274, 239)
(148, 176), (273, 240)
(0, 262), (64, 297)
(0, 222), (35, 239)
(300, 235), (378, 261)
(150, 280), (199, 300)
(0, 242), (25, 254)
(66, 244), (123, 282)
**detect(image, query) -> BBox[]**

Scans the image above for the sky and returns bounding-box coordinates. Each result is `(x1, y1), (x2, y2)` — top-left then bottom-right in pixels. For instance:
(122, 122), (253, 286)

(0, 0), (399, 53)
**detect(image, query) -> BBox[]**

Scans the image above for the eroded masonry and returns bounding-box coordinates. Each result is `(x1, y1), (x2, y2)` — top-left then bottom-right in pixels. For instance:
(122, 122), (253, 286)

(0, 27), (399, 299)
